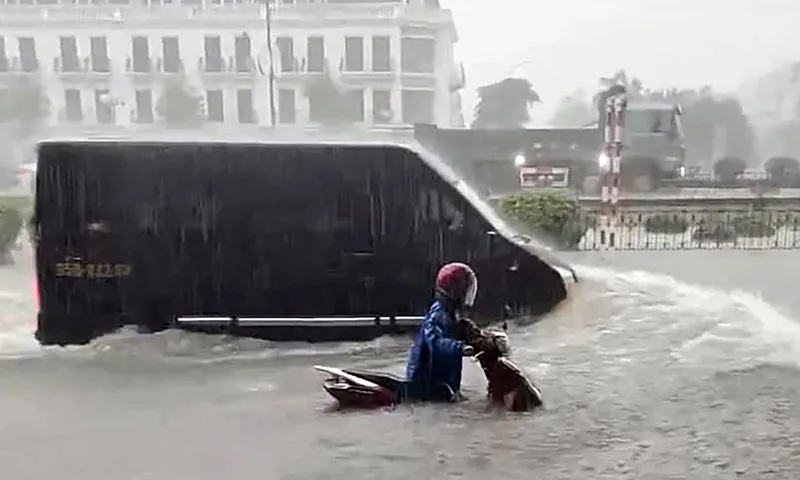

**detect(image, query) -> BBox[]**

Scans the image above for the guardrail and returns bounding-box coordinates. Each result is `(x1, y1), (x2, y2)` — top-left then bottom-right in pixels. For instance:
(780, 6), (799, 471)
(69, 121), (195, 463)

(559, 209), (800, 251)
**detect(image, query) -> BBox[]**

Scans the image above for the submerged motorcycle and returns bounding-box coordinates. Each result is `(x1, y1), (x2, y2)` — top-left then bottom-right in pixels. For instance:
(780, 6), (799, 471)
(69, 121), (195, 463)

(313, 319), (543, 412)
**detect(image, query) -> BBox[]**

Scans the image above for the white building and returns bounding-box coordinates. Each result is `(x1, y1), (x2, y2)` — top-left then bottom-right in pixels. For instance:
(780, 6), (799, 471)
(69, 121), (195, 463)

(0, 0), (466, 135)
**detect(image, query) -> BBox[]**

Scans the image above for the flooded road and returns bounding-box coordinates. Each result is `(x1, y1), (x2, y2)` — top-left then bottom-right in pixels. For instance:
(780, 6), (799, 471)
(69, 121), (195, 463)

(1, 248), (799, 479)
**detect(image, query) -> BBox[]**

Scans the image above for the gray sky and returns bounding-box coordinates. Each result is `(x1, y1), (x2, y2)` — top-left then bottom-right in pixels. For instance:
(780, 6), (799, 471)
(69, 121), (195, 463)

(443, 0), (800, 123)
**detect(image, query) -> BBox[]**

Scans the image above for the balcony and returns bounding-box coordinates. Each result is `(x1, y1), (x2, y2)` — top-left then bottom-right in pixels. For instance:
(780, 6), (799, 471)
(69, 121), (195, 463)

(0, 57), (41, 85)
(273, 57), (304, 83)
(156, 57), (184, 76)
(399, 66), (436, 89)
(339, 57), (396, 84)
(125, 57), (158, 84)
(197, 56), (258, 84)
(0, 4), (453, 26)
(53, 56), (112, 84)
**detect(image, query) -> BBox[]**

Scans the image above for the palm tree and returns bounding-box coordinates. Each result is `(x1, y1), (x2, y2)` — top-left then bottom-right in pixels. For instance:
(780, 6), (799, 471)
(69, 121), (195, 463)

(0, 78), (49, 134)
(471, 77), (539, 129)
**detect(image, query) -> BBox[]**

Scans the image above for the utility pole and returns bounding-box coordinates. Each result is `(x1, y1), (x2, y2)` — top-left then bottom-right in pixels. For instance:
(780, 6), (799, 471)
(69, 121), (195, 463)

(265, 0), (277, 128)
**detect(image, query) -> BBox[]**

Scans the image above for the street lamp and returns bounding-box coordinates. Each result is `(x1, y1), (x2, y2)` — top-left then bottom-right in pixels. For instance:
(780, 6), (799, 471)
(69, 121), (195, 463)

(513, 154), (526, 167)
(597, 152), (610, 171)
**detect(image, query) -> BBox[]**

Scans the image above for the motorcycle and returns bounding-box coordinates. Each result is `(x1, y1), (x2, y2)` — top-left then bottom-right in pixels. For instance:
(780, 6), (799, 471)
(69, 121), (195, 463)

(313, 319), (543, 412)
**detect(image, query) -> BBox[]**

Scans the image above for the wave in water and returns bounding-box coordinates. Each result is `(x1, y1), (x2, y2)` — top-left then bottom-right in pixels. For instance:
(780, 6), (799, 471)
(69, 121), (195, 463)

(575, 264), (800, 370)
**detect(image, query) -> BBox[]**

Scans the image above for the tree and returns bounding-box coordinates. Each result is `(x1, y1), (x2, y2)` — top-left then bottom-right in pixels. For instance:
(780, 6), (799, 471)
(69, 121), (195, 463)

(713, 157), (747, 182)
(155, 78), (205, 128)
(672, 92), (756, 166)
(764, 156), (800, 180)
(304, 72), (356, 127)
(594, 69), (643, 108)
(471, 77), (539, 129)
(766, 122), (800, 160)
(549, 90), (595, 127)
(0, 78), (49, 134)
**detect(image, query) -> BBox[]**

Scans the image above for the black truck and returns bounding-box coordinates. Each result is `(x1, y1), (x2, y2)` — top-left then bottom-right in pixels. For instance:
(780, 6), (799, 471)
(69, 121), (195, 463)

(32, 139), (576, 346)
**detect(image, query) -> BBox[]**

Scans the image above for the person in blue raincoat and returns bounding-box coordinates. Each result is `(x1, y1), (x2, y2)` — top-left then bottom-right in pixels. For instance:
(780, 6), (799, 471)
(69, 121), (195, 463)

(405, 262), (479, 402)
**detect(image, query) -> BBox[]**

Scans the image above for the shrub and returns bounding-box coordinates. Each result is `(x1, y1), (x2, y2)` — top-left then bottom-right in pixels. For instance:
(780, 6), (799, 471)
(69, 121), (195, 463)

(713, 157), (747, 182)
(731, 216), (777, 238)
(691, 222), (737, 243)
(498, 191), (587, 248)
(644, 214), (689, 234)
(0, 196), (29, 263)
(764, 157), (799, 182)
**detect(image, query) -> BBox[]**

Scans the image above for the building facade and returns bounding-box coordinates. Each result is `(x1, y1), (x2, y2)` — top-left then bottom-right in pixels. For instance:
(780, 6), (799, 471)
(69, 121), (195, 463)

(0, 0), (466, 135)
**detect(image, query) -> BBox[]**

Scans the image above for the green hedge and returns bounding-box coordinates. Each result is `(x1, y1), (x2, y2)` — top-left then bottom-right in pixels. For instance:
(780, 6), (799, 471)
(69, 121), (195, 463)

(692, 222), (738, 243)
(731, 216), (777, 238)
(644, 214), (690, 234)
(498, 191), (587, 248)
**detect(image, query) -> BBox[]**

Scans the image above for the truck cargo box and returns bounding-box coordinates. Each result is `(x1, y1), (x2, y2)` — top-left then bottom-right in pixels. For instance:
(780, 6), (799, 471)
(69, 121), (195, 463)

(33, 140), (575, 345)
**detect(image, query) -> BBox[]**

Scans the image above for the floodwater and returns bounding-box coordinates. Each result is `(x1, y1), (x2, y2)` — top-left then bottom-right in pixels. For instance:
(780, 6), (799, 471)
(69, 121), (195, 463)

(1, 245), (800, 480)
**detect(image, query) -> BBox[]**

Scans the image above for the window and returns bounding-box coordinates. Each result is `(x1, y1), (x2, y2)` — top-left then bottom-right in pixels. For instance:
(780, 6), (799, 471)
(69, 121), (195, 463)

(18, 37), (38, 72)
(400, 38), (435, 73)
(402, 89), (434, 124)
(162, 37), (181, 73)
(94, 89), (114, 124)
(59, 36), (80, 72)
(347, 89), (364, 122)
(372, 89), (392, 123)
(234, 34), (251, 72)
(307, 36), (324, 73)
(204, 36), (223, 72)
(206, 89), (224, 122)
(0, 37), (7, 72)
(64, 89), (82, 121)
(276, 37), (294, 72)
(131, 36), (150, 73)
(371, 36), (391, 72)
(135, 90), (154, 123)
(626, 109), (677, 135)
(344, 36), (364, 72)
(278, 89), (296, 124)
(90, 37), (110, 72)
(237, 89), (255, 123)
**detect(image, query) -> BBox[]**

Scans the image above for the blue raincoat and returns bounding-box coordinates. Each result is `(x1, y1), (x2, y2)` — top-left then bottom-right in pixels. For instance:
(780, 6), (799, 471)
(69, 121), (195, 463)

(404, 300), (464, 402)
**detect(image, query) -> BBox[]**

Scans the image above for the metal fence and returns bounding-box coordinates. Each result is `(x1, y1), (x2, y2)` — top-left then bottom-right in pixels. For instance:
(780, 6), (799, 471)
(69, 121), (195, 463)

(569, 209), (800, 251)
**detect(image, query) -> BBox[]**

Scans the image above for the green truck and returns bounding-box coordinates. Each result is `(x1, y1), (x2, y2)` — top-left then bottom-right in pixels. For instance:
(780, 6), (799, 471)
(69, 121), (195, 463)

(414, 99), (687, 195)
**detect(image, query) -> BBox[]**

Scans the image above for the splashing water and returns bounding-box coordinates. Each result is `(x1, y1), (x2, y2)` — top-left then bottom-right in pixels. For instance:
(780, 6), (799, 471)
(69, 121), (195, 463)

(573, 263), (800, 371)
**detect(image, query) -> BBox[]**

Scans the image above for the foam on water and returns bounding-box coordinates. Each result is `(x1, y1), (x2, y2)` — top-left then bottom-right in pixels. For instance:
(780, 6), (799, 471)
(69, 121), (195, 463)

(575, 264), (800, 370)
